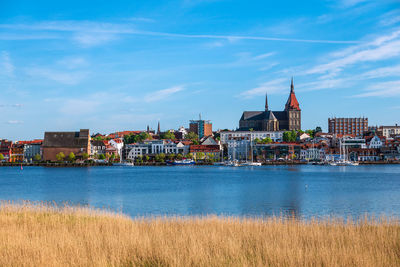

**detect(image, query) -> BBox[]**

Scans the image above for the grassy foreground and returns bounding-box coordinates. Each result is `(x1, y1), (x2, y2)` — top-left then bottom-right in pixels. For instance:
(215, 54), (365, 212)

(0, 202), (399, 266)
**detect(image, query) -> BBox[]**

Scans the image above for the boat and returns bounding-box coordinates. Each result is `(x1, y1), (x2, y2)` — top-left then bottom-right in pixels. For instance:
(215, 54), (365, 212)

(330, 139), (359, 166)
(113, 162), (134, 166)
(242, 162), (262, 166)
(171, 159), (195, 165)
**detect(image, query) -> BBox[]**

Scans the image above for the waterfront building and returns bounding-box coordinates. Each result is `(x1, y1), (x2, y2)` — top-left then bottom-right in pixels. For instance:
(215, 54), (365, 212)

(366, 135), (385, 149)
(10, 143), (24, 162)
(328, 117), (368, 136)
(226, 139), (251, 161)
(0, 139), (12, 162)
(239, 78), (301, 131)
(42, 129), (91, 161)
(16, 140), (43, 162)
(189, 118), (212, 139)
(90, 140), (107, 156)
(124, 140), (189, 160)
(189, 145), (220, 160)
(300, 143), (327, 161)
(379, 125), (400, 138)
(220, 131), (283, 144)
(253, 143), (301, 161)
(109, 138), (124, 156)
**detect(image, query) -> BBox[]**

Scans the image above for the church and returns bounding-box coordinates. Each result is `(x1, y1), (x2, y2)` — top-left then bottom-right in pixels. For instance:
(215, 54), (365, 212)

(239, 78), (301, 131)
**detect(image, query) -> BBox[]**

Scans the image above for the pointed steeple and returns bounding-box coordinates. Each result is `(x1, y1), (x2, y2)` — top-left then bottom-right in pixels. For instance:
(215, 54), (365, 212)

(290, 77), (294, 93)
(265, 92), (268, 111)
(285, 78), (300, 111)
(157, 121), (161, 135)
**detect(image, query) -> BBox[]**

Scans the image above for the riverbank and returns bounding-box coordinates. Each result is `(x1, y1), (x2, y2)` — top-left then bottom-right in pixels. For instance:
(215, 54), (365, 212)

(0, 202), (399, 266)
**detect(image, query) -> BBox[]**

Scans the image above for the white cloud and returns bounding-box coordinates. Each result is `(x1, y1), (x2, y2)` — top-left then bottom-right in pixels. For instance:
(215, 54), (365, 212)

(1, 51), (15, 77)
(57, 57), (89, 69)
(352, 80), (400, 97)
(359, 65), (400, 79)
(144, 86), (185, 102)
(306, 30), (400, 76)
(26, 67), (88, 85)
(6, 120), (23, 124)
(0, 20), (361, 45)
(239, 78), (288, 98)
(252, 52), (275, 60)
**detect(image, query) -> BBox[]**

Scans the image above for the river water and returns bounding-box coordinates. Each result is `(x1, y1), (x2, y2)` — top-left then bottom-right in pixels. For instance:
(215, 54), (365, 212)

(0, 165), (399, 219)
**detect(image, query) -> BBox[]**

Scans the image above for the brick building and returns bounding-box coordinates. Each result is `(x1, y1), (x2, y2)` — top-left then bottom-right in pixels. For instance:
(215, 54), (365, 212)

(42, 129), (91, 161)
(189, 119), (212, 139)
(328, 117), (368, 136)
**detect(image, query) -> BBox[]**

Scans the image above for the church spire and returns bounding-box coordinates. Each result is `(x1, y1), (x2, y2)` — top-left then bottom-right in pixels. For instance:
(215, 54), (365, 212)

(157, 121), (161, 135)
(285, 78), (301, 111)
(290, 77), (294, 93)
(265, 92), (268, 111)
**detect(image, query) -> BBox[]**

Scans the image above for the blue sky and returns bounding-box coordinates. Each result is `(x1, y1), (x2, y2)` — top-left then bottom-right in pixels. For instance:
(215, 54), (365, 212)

(1, 0), (400, 140)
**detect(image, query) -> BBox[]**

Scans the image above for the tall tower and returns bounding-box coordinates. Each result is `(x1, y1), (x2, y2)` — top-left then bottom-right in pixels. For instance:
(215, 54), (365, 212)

(284, 78), (301, 131)
(157, 121), (161, 135)
(265, 93), (268, 111)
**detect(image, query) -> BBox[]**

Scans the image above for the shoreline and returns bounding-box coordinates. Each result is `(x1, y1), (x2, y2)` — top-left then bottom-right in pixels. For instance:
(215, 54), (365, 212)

(0, 161), (399, 167)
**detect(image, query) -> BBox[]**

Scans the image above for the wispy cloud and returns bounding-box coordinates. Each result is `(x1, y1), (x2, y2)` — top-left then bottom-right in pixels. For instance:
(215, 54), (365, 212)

(380, 10), (400, 27)
(306, 29), (400, 76)
(0, 20), (362, 45)
(25, 67), (88, 85)
(6, 120), (23, 124)
(252, 52), (275, 60)
(144, 86), (185, 102)
(352, 80), (400, 97)
(56, 57), (89, 69)
(339, 0), (369, 8)
(1, 51), (15, 77)
(239, 78), (288, 98)
(0, 104), (23, 108)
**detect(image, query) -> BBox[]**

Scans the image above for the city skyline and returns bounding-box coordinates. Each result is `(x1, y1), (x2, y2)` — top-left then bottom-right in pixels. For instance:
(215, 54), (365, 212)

(1, 0), (400, 140)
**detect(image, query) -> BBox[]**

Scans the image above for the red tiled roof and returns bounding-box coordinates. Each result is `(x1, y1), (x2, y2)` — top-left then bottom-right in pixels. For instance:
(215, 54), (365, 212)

(189, 145), (220, 152)
(17, 139), (43, 145)
(285, 92), (300, 110)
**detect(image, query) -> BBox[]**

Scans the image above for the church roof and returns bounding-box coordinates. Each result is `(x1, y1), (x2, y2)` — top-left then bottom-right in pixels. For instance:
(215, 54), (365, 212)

(240, 110), (287, 121)
(240, 111), (265, 121)
(285, 78), (301, 111)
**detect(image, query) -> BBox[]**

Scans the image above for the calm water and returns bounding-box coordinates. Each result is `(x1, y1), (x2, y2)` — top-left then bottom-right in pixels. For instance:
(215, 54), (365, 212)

(0, 165), (400, 219)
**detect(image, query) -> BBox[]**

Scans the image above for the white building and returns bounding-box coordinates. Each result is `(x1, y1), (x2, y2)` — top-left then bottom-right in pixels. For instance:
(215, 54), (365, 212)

(109, 138), (124, 156)
(220, 131), (283, 144)
(300, 148), (326, 160)
(124, 140), (189, 160)
(380, 125), (400, 138)
(227, 140), (251, 161)
(178, 126), (188, 138)
(368, 136), (383, 149)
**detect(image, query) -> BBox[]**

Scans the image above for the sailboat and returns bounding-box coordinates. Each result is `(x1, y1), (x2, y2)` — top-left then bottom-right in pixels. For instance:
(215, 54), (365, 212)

(329, 139), (359, 166)
(242, 136), (262, 166)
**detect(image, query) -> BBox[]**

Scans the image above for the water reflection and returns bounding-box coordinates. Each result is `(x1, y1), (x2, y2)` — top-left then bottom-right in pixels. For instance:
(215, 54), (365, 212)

(0, 165), (400, 219)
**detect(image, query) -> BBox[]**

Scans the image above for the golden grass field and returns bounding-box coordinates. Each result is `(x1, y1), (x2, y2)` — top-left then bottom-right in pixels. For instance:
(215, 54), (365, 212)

(0, 202), (399, 267)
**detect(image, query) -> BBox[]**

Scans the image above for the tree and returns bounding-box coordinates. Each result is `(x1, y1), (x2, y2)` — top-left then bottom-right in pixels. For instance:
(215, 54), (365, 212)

(98, 154), (106, 160)
(33, 154), (41, 162)
(67, 152), (75, 162)
(254, 138), (261, 144)
(144, 155), (150, 162)
(82, 153), (89, 160)
(186, 153), (193, 159)
(0, 154), (4, 161)
(176, 153), (183, 160)
(56, 152), (65, 162)
(186, 132), (198, 141)
(196, 152), (205, 160)
(261, 137), (272, 144)
(110, 154), (116, 162)
(136, 155), (143, 163)
(155, 153), (166, 162)
(315, 126), (322, 133)
(161, 132), (175, 140)
(283, 131), (297, 142)
(167, 153), (175, 160)
(305, 130), (314, 138)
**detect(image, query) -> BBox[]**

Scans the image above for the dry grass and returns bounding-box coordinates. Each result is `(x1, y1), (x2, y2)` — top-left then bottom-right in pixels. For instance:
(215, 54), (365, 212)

(0, 202), (399, 267)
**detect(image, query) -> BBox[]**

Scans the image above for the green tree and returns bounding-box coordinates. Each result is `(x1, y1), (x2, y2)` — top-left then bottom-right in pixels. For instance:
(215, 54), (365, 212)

(110, 154), (116, 162)
(82, 153), (89, 160)
(155, 153), (166, 162)
(305, 130), (314, 138)
(33, 154), (41, 162)
(98, 154), (106, 160)
(186, 153), (194, 159)
(167, 153), (175, 160)
(67, 152), (75, 162)
(0, 154), (4, 161)
(161, 132), (176, 140)
(196, 152), (205, 160)
(186, 132), (199, 142)
(254, 138), (261, 144)
(261, 137), (272, 144)
(315, 126), (322, 133)
(56, 152), (65, 162)
(136, 155), (143, 163)
(176, 153), (183, 160)
(144, 155), (150, 162)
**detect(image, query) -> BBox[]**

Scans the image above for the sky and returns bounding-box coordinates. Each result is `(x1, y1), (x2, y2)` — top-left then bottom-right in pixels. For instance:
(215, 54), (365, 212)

(1, 0), (400, 140)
